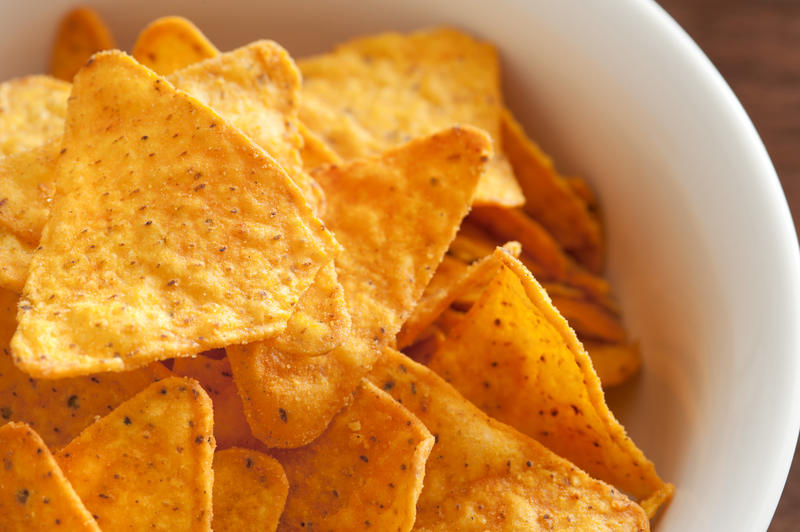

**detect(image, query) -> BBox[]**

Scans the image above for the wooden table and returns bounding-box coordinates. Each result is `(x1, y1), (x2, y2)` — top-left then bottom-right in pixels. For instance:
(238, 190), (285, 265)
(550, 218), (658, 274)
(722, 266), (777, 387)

(657, 1), (800, 529)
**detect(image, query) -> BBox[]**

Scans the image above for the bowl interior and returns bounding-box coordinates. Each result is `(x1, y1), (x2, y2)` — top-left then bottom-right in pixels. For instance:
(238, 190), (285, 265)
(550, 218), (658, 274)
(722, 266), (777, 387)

(2, 1), (799, 530)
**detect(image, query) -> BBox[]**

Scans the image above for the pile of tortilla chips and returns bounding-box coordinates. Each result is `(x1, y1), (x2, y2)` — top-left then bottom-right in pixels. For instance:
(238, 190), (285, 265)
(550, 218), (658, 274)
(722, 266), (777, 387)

(0, 7), (672, 531)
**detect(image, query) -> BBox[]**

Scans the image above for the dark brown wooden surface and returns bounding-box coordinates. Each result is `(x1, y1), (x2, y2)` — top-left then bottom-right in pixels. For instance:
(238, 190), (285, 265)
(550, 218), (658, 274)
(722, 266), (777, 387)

(657, 1), (800, 529)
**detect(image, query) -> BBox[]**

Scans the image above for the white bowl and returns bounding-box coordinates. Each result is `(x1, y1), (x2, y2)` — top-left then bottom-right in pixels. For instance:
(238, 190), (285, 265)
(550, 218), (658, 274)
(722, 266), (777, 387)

(2, 1), (799, 530)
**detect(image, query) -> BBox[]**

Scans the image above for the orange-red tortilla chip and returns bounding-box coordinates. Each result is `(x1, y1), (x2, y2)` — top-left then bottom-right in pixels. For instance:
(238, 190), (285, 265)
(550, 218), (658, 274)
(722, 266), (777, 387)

(469, 205), (611, 300)
(229, 127), (489, 448)
(0, 422), (100, 531)
(501, 108), (604, 272)
(11, 51), (338, 378)
(49, 7), (115, 82)
(173, 354), (263, 450)
(368, 349), (650, 530)
(427, 250), (671, 507)
(0, 76), (70, 157)
(132, 16), (218, 76)
(212, 448), (288, 532)
(272, 380), (433, 531)
(299, 27), (524, 207)
(168, 41), (323, 211)
(549, 294), (626, 343)
(583, 341), (642, 388)
(56, 377), (215, 531)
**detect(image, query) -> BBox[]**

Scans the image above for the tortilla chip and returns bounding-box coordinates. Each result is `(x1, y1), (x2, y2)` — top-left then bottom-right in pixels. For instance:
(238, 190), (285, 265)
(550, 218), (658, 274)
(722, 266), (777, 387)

(299, 27), (524, 207)
(469, 205), (611, 300)
(132, 16), (218, 76)
(0, 143), (60, 246)
(0, 287), (171, 449)
(0, 233), (34, 293)
(212, 448), (288, 532)
(427, 250), (670, 506)
(11, 51), (338, 378)
(173, 354), (263, 450)
(397, 242), (520, 349)
(549, 295), (626, 343)
(402, 326), (446, 365)
(566, 175), (599, 211)
(49, 7), (115, 82)
(56, 377), (215, 531)
(298, 120), (342, 170)
(583, 341), (642, 388)
(168, 41), (324, 211)
(501, 108), (604, 272)
(0, 422), (100, 531)
(229, 127), (489, 447)
(227, 262), (354, 447)
(272, 380), (433, 531)
(0, 76), (70, 157)
(368, 348), (650, 530)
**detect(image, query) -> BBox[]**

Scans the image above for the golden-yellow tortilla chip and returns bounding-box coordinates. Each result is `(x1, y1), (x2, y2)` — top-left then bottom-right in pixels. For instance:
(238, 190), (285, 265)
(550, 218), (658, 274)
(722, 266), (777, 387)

(56, 377), (215, 531)
(212, 448), (288, 532)
(0, 76), (70, 157)
(0, 232), (34, 293)
(227, 262), (353, 448)
(229, 127), (489, 448)
(132, 16), (218, 76)
(272, 380), (433, 531)
(298, 120), (342, 170)
(0, 285), (171, 448)
(0, 422), (100, 531)
(49, 7), (115, 82)
(397, 242), (520, 349)
(168, 41), (324, 211)
(173, 354), (263, 450)
(501, 108), (604, 272)
(299, 27), (524, 207)
(583, 341), (642, 388)
(11, 51), (338, 378)
(368, 349), (650, 530)
(427, 250), (671, 507)
(469, 205), (611, 300)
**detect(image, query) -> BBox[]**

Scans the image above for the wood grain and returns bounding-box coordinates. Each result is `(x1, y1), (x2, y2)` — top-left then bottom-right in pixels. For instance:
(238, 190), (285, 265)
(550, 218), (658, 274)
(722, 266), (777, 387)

(657, 1), (800, 529)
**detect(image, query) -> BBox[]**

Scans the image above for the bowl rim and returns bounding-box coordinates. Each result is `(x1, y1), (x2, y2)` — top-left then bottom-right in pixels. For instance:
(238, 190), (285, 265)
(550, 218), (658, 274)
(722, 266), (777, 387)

(635, 0), (800, 527)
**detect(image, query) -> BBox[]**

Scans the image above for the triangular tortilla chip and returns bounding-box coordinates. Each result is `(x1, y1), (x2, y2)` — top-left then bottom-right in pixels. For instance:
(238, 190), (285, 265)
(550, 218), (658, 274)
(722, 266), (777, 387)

(0, 422), (100, 531)
(11, 51), (338, 378)
(173, 354), (263, 450)
(299, 27), (524, 207)
(427, 250), (671, 509)
(228, 126), (490, 447)
(227, 262), (354, 447)
(212, 448), (288, 532)
(132, 16), (218, 76)
(500, 108), (604, 272)
(272, 380), (433, 531)
(397, 241), (520, 349)
(0, 76), (70, 156)
(49, 7), (115, 82)
(168, 40), (323, 211)
(368, 349), (650, 530)
(469, 205), (611, 300)
(56, 377), (215, 531)
(0, 285), (171, 449)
